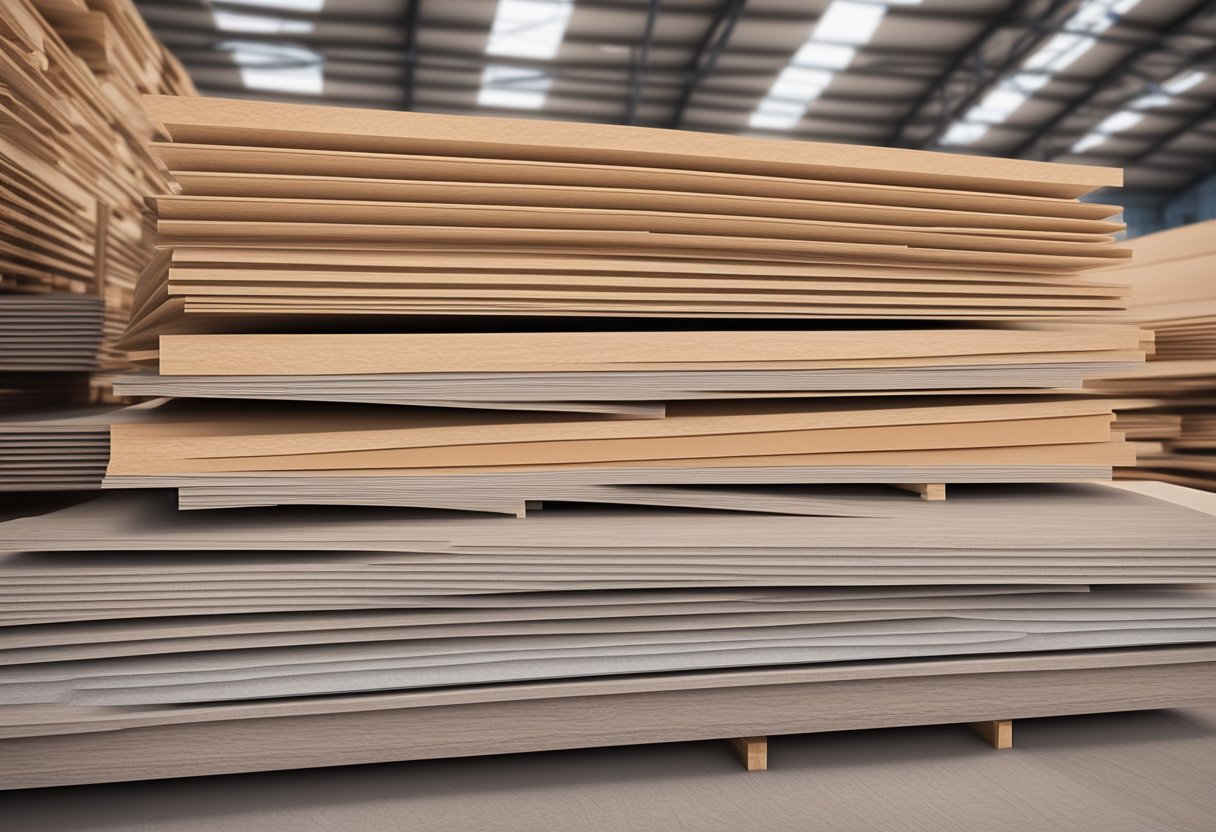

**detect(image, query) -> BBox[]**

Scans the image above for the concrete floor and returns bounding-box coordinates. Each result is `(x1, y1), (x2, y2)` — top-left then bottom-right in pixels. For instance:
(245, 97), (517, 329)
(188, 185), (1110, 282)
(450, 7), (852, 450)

(2, 707), (1215, 832)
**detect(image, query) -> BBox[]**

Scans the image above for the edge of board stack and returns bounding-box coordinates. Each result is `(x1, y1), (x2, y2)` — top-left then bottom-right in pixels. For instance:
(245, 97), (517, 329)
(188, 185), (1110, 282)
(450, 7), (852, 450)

(1086, 220), (1216, 491)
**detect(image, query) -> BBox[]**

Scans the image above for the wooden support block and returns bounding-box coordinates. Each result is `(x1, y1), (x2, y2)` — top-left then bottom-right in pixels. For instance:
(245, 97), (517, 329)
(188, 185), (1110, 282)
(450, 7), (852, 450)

(893, 483), (947, 501)
(725, 736), (768, 771)
(969, 719), (1013, 749)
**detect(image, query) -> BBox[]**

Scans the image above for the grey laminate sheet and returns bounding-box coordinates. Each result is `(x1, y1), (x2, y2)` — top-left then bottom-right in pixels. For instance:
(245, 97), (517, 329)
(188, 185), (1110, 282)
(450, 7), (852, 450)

(4, 583), (1215, 706)
(0, 296), (103, 372)
(6, 484), (1216, 554)
(16, 625), (1216, 706)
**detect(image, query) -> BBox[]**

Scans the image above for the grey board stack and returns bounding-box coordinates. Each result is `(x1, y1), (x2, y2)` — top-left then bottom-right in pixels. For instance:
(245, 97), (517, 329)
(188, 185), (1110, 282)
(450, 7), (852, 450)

(2, 481), (1216, 787)
(0, 295), (102, 411)
(0, 296), (107, 486)
(3, 483), (1216, 594)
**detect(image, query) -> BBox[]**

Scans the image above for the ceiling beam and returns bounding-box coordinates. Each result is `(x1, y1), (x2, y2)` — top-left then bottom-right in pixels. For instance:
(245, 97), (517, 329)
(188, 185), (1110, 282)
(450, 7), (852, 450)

(1124, 95), (1216, 168)
(1012, 0), (1216, 159)
(914, 0), (1081, 149)
(669, 0), (747, 128)
(884, 0), (1041, 147)
(401, 0), (421, 111)
(626, 0), (661, 125)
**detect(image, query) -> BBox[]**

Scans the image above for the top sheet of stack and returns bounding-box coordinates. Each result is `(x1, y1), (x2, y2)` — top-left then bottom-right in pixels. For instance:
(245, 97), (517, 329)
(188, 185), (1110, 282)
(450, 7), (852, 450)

(121, 94), (1130, 352)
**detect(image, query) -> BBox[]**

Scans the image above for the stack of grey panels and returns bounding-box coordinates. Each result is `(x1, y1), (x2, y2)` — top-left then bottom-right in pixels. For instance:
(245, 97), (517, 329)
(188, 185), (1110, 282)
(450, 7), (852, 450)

(2, 481), (1216, 786)
(0, 296), (103, 374)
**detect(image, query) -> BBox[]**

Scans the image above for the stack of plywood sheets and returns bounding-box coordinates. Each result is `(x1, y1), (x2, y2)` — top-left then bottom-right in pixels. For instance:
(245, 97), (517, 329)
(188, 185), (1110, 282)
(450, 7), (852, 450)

(0, 0), (193, 402)
(1087, 220), (1216, 490)
(104, 95), (1143, 508)
(123, 93), (1131, 336)
(15, 95), (1215, 788)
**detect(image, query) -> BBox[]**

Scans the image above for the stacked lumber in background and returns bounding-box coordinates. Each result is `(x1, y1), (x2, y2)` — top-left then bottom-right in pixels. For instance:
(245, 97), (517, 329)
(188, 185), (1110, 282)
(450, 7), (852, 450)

(11, 97), (1216, 788)
(0, 0), (194, 405)
(0, 0), (191, 490)
(1087, 220), (1216, 491)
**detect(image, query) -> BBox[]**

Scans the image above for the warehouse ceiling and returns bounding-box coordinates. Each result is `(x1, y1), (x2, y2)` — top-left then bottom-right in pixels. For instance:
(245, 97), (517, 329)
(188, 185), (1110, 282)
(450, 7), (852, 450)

(135, 0), (1216, 193)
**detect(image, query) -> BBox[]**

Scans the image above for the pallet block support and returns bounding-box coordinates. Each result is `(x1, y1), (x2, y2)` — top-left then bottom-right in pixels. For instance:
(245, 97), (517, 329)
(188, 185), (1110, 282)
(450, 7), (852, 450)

(725, 736), (768, 771)
(893, 483), (947, 500)
(969, 719), (1013, 749)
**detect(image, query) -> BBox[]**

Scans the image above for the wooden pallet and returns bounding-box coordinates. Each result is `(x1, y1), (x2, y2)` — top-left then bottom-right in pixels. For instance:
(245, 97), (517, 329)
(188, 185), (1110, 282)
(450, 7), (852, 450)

(724, 718), (1011, 771)
(892, 483), (947, 500)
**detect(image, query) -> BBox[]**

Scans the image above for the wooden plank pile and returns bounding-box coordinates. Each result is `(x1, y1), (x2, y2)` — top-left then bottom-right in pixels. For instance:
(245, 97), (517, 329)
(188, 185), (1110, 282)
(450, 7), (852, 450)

(100, 94), (1145, 508)
(0, 0), (193, 404)
(1, 0), (192, 489)
(1087, 220), (1216, 490)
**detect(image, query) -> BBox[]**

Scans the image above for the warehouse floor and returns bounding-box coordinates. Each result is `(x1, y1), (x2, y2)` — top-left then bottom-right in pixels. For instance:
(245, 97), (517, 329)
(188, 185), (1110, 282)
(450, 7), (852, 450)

(3, 706), (1214, 832)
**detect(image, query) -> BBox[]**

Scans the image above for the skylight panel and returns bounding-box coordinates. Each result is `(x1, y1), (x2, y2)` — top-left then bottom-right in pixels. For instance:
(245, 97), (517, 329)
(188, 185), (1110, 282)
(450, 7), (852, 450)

(1163, 70), (1207, 96)
(477, 0), (573, 111)
(814, 1), (886, 45)
(792, 42), (855, 71)
(218, 41), (324, 95)
(747, 0), (920, 132)
(486, 0), (574, 60)
(209, 0), (324, 93)
(940, 0), (1144, 146)
(217, 0), (325, 10)
(478, 64), (552, 109)
(213, 11), (314, 35)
